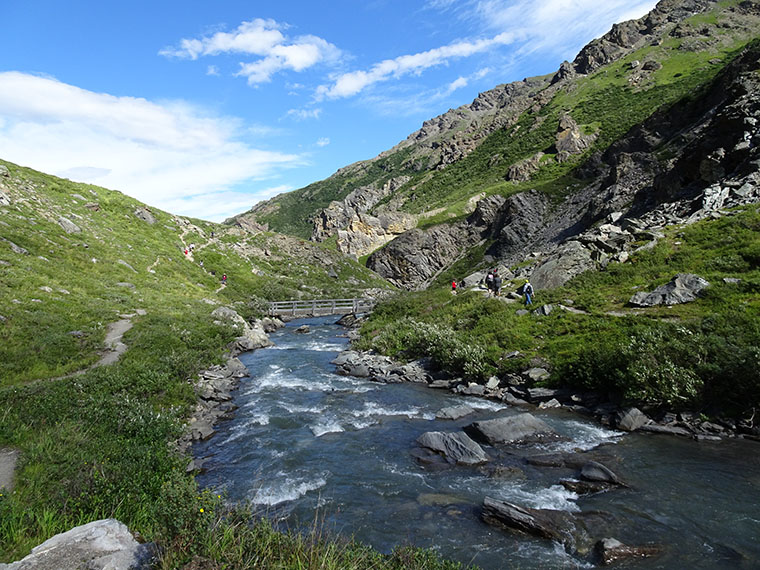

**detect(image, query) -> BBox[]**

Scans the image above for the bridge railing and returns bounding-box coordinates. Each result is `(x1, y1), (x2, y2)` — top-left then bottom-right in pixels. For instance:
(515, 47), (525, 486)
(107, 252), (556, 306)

(267, 298), (375, 317)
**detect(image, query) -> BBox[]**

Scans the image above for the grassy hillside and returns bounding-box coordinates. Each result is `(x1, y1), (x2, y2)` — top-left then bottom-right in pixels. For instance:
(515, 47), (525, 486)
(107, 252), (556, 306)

(356, 205), (760, 416)
(234, 0), (759, 239)
(0, 161), (475, 569)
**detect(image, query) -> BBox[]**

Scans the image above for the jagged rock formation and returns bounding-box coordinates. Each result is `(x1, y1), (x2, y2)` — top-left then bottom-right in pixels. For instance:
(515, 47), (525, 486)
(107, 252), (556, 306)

(371, 34), (760, 289)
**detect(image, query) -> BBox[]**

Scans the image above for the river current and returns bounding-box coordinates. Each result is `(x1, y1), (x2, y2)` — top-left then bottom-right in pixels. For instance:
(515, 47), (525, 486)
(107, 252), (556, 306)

(195, 316), (760, 569)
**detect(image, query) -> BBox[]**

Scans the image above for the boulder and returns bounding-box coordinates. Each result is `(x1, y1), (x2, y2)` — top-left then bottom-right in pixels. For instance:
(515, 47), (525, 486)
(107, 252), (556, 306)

(0, 190), (11, 207)
(133, 207), (156, 224)
(616, 407), (650, 431)
(580, 461), (625, 486)
(294, 325), (310, 334)
(595, 537), (661, 565)
(481, 497), (581, 548)
(0, 519), (157, 570)
(416, 431), (490, 465)
(465, 413), (560, 445)
(57, 216), (81, 234)
(436, 404), (476, 420)
(629, 273), (709, 306)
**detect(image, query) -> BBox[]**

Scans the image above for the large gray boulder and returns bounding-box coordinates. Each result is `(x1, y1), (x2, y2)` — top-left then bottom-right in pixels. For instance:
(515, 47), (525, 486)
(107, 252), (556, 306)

(465, 413), (560, 445)
(436, 404), (476, 420)
(416, 431), (490, 465)
(0, 519), (156, 570)
(481, 497), (582, 548)
(629, 273), (709, 307)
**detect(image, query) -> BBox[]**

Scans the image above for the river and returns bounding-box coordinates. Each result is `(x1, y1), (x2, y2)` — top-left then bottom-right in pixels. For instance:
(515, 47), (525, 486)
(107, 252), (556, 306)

(195, 316), (760, 569)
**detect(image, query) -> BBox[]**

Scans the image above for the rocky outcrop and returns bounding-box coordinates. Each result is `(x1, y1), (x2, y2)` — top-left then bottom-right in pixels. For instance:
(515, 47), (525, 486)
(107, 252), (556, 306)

(211, 306), (274, 351)
(133, 207), (156, 224)
(416, 431), (490, 465)
(629, 273), (710, 306)
(367, 195), (506, 289)
(0, 519), (156, 570)
(554, 115), (597, 162)
(464, 413), (561, 445)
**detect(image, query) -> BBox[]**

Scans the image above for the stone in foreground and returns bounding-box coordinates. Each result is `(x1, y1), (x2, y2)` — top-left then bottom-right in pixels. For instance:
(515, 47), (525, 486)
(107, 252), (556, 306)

(0, 519), (156, 570)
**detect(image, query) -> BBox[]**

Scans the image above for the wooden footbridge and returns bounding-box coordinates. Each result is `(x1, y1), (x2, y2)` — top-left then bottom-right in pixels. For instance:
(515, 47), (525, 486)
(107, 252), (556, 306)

(268, 298), (375, 317)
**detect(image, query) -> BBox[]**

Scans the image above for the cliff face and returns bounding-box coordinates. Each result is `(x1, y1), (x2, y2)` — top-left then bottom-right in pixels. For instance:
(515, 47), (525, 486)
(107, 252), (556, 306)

(230, 0), (760, 288)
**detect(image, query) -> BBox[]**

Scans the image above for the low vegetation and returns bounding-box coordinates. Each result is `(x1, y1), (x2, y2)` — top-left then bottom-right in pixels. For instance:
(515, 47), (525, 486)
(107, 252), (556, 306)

(357, 205), (760, 417)
(0, 162), (467, 569)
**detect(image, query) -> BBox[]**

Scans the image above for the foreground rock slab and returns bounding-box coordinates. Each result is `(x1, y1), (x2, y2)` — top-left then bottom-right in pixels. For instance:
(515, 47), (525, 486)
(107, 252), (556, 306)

(0, 519), (157, 570)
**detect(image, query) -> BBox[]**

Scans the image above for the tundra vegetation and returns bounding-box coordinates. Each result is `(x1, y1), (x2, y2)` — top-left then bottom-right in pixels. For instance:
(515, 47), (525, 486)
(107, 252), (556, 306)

(2, 1), (760, 568)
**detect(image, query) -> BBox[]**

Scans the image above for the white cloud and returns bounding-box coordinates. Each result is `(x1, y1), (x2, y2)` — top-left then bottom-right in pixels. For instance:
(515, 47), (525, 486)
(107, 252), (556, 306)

(161, 19), (342, 85)
(316, 137), (330, 147)
(0, 72), (304, 221)
(461, 0), (659, 58)
(286, 108), (322, 121)
(206, 65), (220, 76)
(316, 32), (516, 100)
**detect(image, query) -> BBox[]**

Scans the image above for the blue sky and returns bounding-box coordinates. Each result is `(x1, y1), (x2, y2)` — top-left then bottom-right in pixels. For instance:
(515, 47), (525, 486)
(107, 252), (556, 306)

(0, 0), (658, 222)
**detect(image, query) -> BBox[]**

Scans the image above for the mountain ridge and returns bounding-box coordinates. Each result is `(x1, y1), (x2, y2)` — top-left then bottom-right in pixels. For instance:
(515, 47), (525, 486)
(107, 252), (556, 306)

(228, 0), (760, 284)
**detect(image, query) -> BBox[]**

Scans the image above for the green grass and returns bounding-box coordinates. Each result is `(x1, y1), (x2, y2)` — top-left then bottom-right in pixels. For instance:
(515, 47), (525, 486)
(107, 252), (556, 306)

(357, 205), (760, 415)
(1, 160), (460, 569)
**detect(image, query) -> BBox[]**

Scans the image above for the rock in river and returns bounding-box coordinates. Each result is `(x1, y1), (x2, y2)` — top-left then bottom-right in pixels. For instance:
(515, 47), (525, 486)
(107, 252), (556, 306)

(416, 431), (490, 465)
(465, 413), (561, 445)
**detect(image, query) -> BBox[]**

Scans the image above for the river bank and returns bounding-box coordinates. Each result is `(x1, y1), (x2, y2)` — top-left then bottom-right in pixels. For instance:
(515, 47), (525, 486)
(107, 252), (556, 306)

(193, 315), (760, 569)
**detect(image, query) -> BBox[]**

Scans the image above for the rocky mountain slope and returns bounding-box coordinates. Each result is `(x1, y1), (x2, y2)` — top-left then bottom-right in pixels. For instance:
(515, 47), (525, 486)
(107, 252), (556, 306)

(230, 0), (760, 290)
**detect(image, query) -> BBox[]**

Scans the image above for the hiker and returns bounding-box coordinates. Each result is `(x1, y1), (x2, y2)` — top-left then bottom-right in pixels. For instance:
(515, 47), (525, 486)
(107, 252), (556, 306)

(199, 260), (204, 268)
(523, 279), (534, 305)
(184, 248), (188, 255)
(451, 280), (457, 294)
(493, 274), (503, 297)
(485, 271), (494, 295)
(222, 274), (227, 285)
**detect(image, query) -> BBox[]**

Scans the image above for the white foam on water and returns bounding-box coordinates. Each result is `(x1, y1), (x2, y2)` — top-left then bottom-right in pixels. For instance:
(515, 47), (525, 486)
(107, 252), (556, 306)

(383, 462), (435, 489)
(453, 397), (508, 412)
(280, 403), (326, 415)
(251, 473), (328, 506)
(539, 420), (622, 453)
(352, 401), (431, 420)
(311, 419), (345, 437)
(514, 540), (594, 569)
(348, 418), (377, 430)
(221, 414), (270, 444)
(507, 484), (580, 512)
(249, 371), (335, 393)
(305, 339), (346, 352)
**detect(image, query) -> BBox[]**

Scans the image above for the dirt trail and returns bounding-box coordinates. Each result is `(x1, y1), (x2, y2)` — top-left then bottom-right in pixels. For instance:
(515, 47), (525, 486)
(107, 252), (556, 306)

(0, 448), (19, 491)
(96, 318), (134, 366)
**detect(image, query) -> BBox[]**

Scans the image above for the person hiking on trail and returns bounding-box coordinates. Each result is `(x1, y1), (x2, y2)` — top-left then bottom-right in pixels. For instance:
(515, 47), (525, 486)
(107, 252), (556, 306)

(485, 271), (494, 295)
(221, 274), (227, 285)
(523, 279), (534, 305)
(452, 280), (457, 294)
(493, 274), (503, 297)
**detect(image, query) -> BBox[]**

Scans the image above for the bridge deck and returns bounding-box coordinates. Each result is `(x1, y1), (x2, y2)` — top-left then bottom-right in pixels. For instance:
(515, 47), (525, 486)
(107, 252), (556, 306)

(268, 298), (374, 317)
